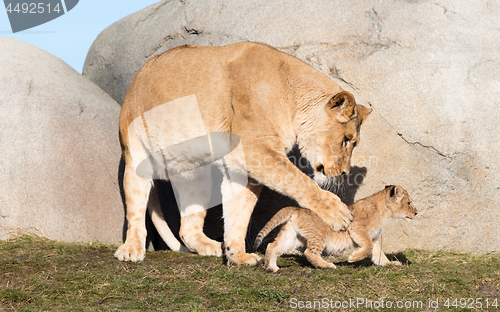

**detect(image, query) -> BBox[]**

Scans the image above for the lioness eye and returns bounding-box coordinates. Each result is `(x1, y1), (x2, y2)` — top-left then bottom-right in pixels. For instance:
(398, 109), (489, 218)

(343, 137), (349, 147)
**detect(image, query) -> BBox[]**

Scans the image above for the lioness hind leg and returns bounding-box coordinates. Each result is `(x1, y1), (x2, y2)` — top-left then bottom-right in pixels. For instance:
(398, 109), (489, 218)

(176, 167), (222, 257)
(222, 178), (263, 266)
(180, 210), (222, 256)
(115, 164), (152, 262)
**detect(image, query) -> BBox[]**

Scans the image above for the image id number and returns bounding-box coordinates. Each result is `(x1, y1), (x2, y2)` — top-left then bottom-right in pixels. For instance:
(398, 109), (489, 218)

(443, 297), (498, 309)
(5, 2), (62, 14)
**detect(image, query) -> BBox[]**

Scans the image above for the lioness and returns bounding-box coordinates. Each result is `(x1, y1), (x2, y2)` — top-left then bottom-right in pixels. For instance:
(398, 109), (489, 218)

(115, 42), (371, 265)
(254, 185), (417, 272)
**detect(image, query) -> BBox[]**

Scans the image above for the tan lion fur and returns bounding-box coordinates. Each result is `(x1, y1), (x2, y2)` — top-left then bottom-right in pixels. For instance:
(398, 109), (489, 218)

(255, 186), (417, 272)
(115, 42), (371, 264)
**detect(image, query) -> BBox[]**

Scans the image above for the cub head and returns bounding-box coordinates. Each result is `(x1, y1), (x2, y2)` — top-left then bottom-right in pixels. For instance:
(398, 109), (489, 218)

(385, 185), (418, 222)
(298, 91), (372, 189)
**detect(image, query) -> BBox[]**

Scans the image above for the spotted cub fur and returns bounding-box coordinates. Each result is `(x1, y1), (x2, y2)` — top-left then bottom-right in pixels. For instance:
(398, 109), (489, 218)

(254, 185), (417, 272)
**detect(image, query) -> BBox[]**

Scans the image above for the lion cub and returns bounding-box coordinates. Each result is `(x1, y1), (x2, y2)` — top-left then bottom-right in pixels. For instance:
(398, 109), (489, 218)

(254, 185), (417, 272)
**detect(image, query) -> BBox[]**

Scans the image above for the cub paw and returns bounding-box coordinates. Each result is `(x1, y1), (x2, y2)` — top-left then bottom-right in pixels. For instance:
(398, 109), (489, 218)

(389, 261), (402, 266)
(348, 253), (365, 263)
(114, 243), (145, 262)
(326, 262), (337, 269)
(372, 257), (393, 266)
(227, 252), (263, 266)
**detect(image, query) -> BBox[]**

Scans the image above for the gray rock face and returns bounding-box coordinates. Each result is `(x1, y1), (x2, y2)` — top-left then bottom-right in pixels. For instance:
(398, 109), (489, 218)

(83, 0), (500, 253)
(0, 37), (124, 243)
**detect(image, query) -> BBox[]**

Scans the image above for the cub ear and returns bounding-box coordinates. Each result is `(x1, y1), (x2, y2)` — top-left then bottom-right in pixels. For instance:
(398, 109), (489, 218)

(328, 91), (356, 123)
(389, 185), (405, 201)
(357, 104), (372, 126)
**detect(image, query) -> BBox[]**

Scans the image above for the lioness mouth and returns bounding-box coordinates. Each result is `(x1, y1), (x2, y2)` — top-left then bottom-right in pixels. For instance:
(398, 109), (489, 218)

(313, 172), (345, 194)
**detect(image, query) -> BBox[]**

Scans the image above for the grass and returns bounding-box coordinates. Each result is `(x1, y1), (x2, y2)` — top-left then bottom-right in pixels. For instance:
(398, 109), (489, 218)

(0, 235), (499, 311)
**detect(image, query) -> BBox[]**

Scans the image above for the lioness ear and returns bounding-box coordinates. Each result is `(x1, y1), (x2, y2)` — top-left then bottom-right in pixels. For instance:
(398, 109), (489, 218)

(328, 91), (356, 123)
(357, 104), (372, 126)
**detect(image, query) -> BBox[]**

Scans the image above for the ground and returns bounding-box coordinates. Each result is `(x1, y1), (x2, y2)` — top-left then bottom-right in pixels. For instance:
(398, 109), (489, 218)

(0, 235), (499, 311)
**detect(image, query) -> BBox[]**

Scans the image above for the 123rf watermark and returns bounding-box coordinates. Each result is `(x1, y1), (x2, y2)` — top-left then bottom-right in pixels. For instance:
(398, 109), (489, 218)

(289, 297), (499, 309)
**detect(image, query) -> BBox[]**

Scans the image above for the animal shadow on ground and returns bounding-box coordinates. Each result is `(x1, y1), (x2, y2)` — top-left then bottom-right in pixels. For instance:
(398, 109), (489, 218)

(336, 252), (413, 268)
(118, 146), (368, 253)
(277, 251), (412, 271)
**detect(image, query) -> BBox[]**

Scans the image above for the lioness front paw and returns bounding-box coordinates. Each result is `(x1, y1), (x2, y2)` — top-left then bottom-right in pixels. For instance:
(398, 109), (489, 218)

(265, 264), (280, 273)
(317, 203), (353, 231)
(227, 252), (263, 266)
(310, 191), (352, 231)
(114, 242), (145, 262)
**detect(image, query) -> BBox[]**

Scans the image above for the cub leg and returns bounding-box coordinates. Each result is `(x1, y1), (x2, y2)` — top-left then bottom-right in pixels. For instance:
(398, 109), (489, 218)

(176, 166), (222, 256)
(304, 243), (336, 269)
(222, 177), (263, 266)
(371, 238), (400, 266)
(264, 242), (280, 273)
(347, 226), (373, 263)
(264, 223), (298, 273)
(115, 164), (152, 262)
(247, 149), (352, 231)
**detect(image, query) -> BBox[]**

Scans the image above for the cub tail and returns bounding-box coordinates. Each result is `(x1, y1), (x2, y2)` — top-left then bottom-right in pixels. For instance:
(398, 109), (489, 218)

(253, 207), (296, 250)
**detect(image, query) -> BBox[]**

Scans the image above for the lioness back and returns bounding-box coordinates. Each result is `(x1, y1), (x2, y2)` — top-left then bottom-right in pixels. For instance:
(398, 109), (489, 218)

(120, 42), (336, 146)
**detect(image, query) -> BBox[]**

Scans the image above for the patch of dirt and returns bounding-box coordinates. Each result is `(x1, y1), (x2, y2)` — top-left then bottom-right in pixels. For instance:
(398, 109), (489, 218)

(475, 284), (498, 299)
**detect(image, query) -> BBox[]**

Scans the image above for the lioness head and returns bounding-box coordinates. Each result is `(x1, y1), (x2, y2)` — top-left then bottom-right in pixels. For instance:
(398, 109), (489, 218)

(385, 185), (418, 222)
(298, 91), (371, 189)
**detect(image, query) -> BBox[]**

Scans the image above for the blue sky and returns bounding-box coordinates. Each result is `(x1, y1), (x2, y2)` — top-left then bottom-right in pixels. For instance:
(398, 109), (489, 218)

(0, 1), (161, 73)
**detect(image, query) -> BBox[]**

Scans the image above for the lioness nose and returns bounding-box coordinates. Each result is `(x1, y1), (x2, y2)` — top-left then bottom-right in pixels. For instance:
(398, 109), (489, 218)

(316, 164), (325, 175)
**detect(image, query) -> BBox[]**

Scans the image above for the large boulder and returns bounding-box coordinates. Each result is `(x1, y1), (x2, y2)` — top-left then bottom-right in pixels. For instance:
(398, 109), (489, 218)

(83, 0), (500, 253)
(0, 37), (124, 243)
